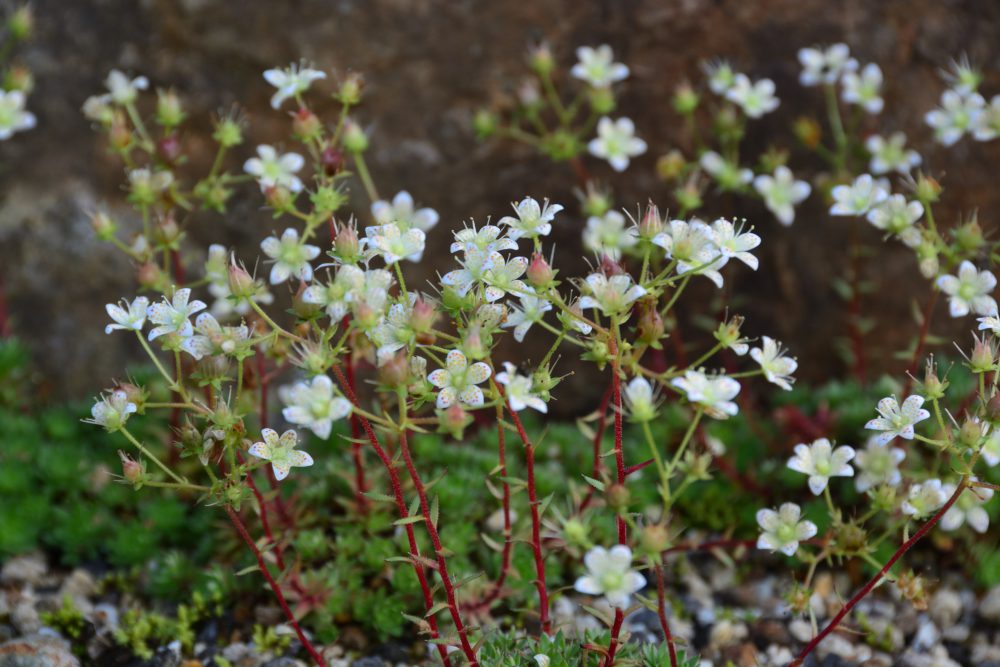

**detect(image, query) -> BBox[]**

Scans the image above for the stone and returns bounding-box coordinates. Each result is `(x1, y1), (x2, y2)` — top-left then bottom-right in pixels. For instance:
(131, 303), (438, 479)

(9, 603), (40, 636)
(0, 634), (79, 667)
(929, 588), (963, 627)
(0, 556), (47, 587)
(979, 585), (1000, 622)
(350, 658), (385, 667)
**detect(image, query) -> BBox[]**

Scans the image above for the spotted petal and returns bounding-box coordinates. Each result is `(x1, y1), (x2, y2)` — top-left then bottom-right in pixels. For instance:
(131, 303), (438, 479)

(467, 362), (492, 385)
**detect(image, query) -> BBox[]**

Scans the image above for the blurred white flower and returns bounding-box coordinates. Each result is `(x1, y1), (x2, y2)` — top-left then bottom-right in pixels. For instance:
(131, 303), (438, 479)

(571, 45), (629, 88)
(104, 69), (149, 105)
(701, 151), (753, 191)
(280, 375), (352, 439)
(830, 174), (889, 216)
(866, 195), (923, 248)
(797, 44), (856, 86)
(901, 478), (949, 518)
(588, 117), (647, 172)
(935, 261), (997, 317)
(787, 438), (855, 495)
(854, 437), (905, 492)
(0, 90), (35, 140)
(756, 503), (817, 556)
(244, 145), (305, 193)
(371, 190), (439, 232)
(86, 390), (137, 432)
(260, 228), (321, 284)
(263, 62), (326, 109)
(754, 166), (811, 226)
(725, 74), (779, 118)
(941, 481), (992, 533)
(584, 210), (638, 261)
(925, 89), (985, 146)
(865, 132), (922, 175)
(578, 273), (646, 316)
(574, 545), (645, 608)
(841, 63), (884, 114)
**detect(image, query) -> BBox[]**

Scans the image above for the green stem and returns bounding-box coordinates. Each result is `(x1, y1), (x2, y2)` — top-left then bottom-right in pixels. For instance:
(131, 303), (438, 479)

(352, 152), (379, 203)
(120, 427), (187, 485)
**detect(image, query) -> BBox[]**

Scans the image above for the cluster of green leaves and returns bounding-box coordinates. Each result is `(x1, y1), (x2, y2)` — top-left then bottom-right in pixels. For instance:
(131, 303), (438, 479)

(477, 629), (700, 666)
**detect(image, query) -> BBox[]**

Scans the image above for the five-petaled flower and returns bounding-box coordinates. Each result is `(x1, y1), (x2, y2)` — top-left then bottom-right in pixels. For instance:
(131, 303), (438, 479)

(364, 223), (426, 265)
(935, 260), (997, 318)
(248, 428), (314, 481)
(578, 273), (646, 316)
(854, 437), (905, 492)
(498, 197), (563, 240)
(701, 151), (753, 191)
(865, 132), (922, 175)
(588, 117), (647, 172)
(496, 362), (548, 413)
(105, 296), (149, 334)
(571, 45), (629, 88)
(864, 395), (931, 445)
(671, 369), (741, 419)
(0, 90), (36, 140)
(584, 210), (638, 261)
(260, 228), (321, 284)
(830, 174), (889, 216)
(573, 545), (646, 609)
(427, 350), (492, 409)
(725, 74), (779, 118)
(787, 438), (856, 495)
(901, 478), (948, 518)
(624, 377), (657, 422)
(87, 390), (137, 432)
(797, 44), (856, 86)
(263, 62), (326, 109)
(371, 190), (439, 233)
(753, 166), (811, 226)
(280, 375), (353, 439)
(147, 288), (207, 341)
(750, 336), (797, 390)
(103, 69), (149, 105)
(504, 295), (553, 342)
(756, 503), (817, 556)
(941, 481), (993, 533)
(925, 89), (985, 146)
(866, 195), (924, 248)
(244, 145), (305, 193)
(841, 63), (884, 114)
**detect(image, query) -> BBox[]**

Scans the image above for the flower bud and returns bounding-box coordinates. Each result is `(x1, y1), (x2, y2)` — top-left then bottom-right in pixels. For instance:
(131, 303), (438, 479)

(674, 182), (703, 212)
(637, 303), (665, 348)
(90, 211), (118, 241)
(156, 134), (183, 165)
(82, 95), (114, 125)
(332, 223), (360, 262)
(914, 173), (942, 203)
(870, 484), (897, 512)
(227, 258), (257, 299)
(562, 518), (589, 548)
(959, 417), (984, 451)
(638, 523), (671, 557)
(114, 382), (147, 412)
(109, 112), (133, 150)
(922, 359), (947, 400)
(194, 178), (232, 212)
(833, 519), (867, 555)
(155, 89), (186, 128)
(4, 65), (33, 94)
(411, 298), (438, 334)
(464, 325), (488, 360)
(292, 282), (322, 319)
(638, 204), (665, 238)
(342, 119), (368, 153)
(379, 351), (410, 388)
(213, 117), (243, 148)
(439, 403), (471, 439)
(517, 79), (542, 109)
(320, 145), (345, 175)
(672, 82), (699, 114)
(311, 186), (348, 217)
(916, 242), (939, 279)
(136, 261), (164, 291)
(118, 450), (144, 486)
(8, 6), (32, 41)
(153, 215), (181, 248)
(581, 184), (612, 218)
(793, 116), (822, 149)
(473, 109), (498, 140)
(986, 393), (1000, 425)
(292, 107), (323, 141)
(266, 185), (295, 211)
(352, 302), (380, 331)
(292, 340), (335, 376)
(606, 483), (631, 514)
(528, 42), (554, 76)
(531, 366), (558, 400)
(656, 150), (686, 181)
(588, 87), (615, 115)
(526, 253), (555, 288)
(954, 217), (984, 252)
(338, 72), (365, 105)
(970, 334), (996, 374)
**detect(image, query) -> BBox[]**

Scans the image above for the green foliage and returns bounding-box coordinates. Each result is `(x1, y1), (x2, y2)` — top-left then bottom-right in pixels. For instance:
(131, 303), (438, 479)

(476, 629), (701, 666)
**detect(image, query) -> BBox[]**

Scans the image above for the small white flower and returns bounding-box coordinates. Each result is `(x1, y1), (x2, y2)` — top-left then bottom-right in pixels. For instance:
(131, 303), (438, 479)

(498, 197), (563, 240)
(503, 294), (553, 342)
(753, 166), (811, 226)
(303, 264), (366, 321)
(982, 430), (1000, 467)
(104, 69), (149, 105)
(483, 255), (531, 302)
(925, 90), (985, 146)
(0, 90), (35, 140)
(978, 314), (1000, 338)
(248, 428), (314, 481)
(901, 479), (949, 518)
(574, 545), (646, 609)
(797, 44), (856, 86)
(756, 503), (817, 556)
(652, 219), (724, 287)
(86, 390), (137, 432)
(427, 349), (492, 409)
(671, 369), (740, 419)
(935, 261), (997, 318)
(854, 437), (906, 492)
(263, 62), (326, 109)
(624, 377), (657, 422)
(865, 395), (931, 445)
(244, 145), (305, 193)
(704, 59), (737, 95)
(701, 151), (753, 191)
(364, 223), (426, 265)
(584, 210), (638, 261)
(787, 438), (855, 495)
(496, 362), (547, 413)
(588, 117), (647, 172)
(105, 296), (149, 334)
(533, 655), (551, 667)
(441, 249), (501, 297)
(973, 94), (1000, 142)
(128, 168), (174, 196)
(450, 224), (518, 255)
(750, 336), (797, 390)
(710, 218), (761, 270)
(147, 288), (207, 341)
(865, 133), (922, 175)
(260, 228), (321, 284)
(577, 273), (646, 316)
(866, 194), (924, 247)
(725, 74), (779, 118)
(367, 297), (419, 364)
(371, 190), (439, 233)
(180, 313), (251, 360)
(280, 375), (352, 439)
(829, 174), (889, 216)
(571, 45), (629, 88)
(841, 63), (884, 114)
(941, 482), (992, 533)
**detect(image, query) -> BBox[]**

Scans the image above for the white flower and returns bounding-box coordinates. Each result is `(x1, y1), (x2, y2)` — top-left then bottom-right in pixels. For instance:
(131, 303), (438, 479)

(864, 395), (931, 445)
(574, 545), (646, 609)
(978, 314), (1000, 338)
(725, 74), (779, 118)
(248, 428), (314, 481)
(854, 437), (906, 492)
(86, 390), (137, 432)
(498, 197), (563, 240)
(753, 166), (811, 226)
(704, 59), (737, 95)
(652, 219), (724, 287)
(105, 296), (149, 334)
(942, 56), (982, 95)
(244, 145), (305, 193)
(841, 63), (884, 114)
(263, 62), (326, 109)
(671, 369), (740, 419)
(533, 655), (550, 667)
(364, 223), (426, 265)
(701, 151), (753, 191)
(925, 90), (985, 146)
(0, 90), (35, 140)
(901, 479), (949, 518)
(496, 362), (547, 413)
(450, 224), (518, 255)
(982, 430), (1000, 467)
(427, 349), (492, 409)
(260, 228), (321, 284)
(588, 117), (647, 172)
(280, 376), (352, 439)
(147, 288), (207, 341)
(180, 313), (251, 360)
(935, 261), (997, 317)
(797, 44), (856, 86)
(584, 210), (638, 261)
(829, 174), (889, 216)
(941, 482), (992, 533)
(104, 69), (149, 105)
(973, 95), (1000, 142)
(503, 294), (552, 342)
(756, 503), (817, 556)
(624, 377), (657, 422)
(710, 218), (761, 270)
(865, 133), (922, 175)
(750, 336), (797, 390)
(367, 297), (418, 364)
(483, 255), (531, 302)
(350, 269), (394, 320)
(571, 45), (629, 88)
(442, 249), (501, 297)
(303, 264), (366, 321)
(371, 190), (439, 233)
(578, 273), (646, 316)
(787, 438), (855, 495)
(128, 168), (174, 196)
(866, 195), (924, 247)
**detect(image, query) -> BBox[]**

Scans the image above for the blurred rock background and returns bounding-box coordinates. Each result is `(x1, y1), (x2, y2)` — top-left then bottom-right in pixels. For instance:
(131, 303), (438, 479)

(2, 0), (1000, 404)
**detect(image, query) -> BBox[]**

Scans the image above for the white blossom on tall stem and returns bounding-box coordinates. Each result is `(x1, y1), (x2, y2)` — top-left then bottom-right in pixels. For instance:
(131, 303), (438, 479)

(935, 261), (997, 317)
(248, 428), (314, 481)
(244, 145), (305, 193)
(750, 336), (797, 390)
(496, 363), (547, 413)
(797, 44), (856, 86)
(973, 95), (1000, 142)
(624, 377), (657, 422)
(571, 45), (629, 88)
(577, 273), (646, 317)
(263, 62), (326, 109)
(427, 350), (492, 409)
(260, 228), (321, 284)
(104, 69), (149, 105)
(450, 224), (518, 254)
(753, 166), (811, 226)
(588, 117), (647, 172)
(865, 133), (921, 175)
(180, 313), (251, 360)
(147, 288), (206, 341)
(371, 190), (439, 233)
(441, 249), (501, 297)
(670, 369), (740, 419)
(86, 390), (137, 432)
(303, 265), (365, 321)
(483, 255), (531, 302)
(364, 223), (426, 265)
(573, 545), (646, 609)
(841, 63), (884, 114)
(280, 376), (352, 439)
(498, 197), (563, 240)
(709, 218), (761, 269)
(105, 296), (149, 334)
(652, 219), (724, 287)
(756, 503), (817, 556)
(864, 395), (931, 445)
(901, 479), (949, 518)
(725, 74), (779, 118)
(0, 90), (35, 140)
(829, 174), (889, 216)
(503, 294), (553, 342)
(854, 437), (905, 492)
(866, 195), (924, 247)
(787, 438), (855, 495)
(583, 210), (638, 261)
(925, 90), (985, 146)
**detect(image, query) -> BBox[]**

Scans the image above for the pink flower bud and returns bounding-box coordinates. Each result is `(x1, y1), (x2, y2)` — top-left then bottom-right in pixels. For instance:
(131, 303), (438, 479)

(526, 253), (554, 287)
(411, 298), (438, 333)
(227, 257), (256, 298)
(118, 450), (143, 484)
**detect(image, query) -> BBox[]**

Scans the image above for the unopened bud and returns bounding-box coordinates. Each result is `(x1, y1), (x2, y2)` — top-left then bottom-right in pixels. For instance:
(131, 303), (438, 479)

(8, 5), (32, 41)
(321, 146), (345, 175)
(156, 89), (186, 128)
(90, 211), (118, 241)
(379, 351), (410, 388)
(311, 186), (348, 216)
(265, 185), (294, 211)
(156, 134), (183, 164)
(333, 223), (360, 262)
(292, 282), (321, 319)
(582, 185), (612, 218)
(352, 302), (379, 331)
(915, 173), (942, 203)
(986, 393), (1000, 425)
(562, 518), (589, 548)
(528, 42), (554, 76)
(153, 215), (181, 247)
(109, 112), (132, 150)
(464, 326), (487, 360)
(118, 450), (144, 485)
(922, 359), (947, 400)
(639, 523), (671, 556)
(411, 298), (437, 334)
(440, 403), (471, 438)
(4, 65), (32, 94)
(672, 82), (699, 114)
(793, 116), (822, 149)
(954, 218), (984, 252)
(213, 117), (243, 148)
(227, 258), (256, 299)
(674, 182), (703, 211)
(656, 150), (686, 181)
(959, 417), (984, 451)
(337, 72), (364, 105)
(970, 334), (996, 373)
(606, 483), (630, 514)
(342, 119), (368, 153)
(588, 87), (615, 115)
(136, 261), (164, 290)
(473, 109), (498, 140)
(292, 107), (322, 141)
(526, 253), (554, 288)
(637, 304), (665, 347)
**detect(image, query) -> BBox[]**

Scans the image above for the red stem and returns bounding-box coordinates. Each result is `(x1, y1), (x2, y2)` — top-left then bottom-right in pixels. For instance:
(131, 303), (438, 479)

(345, 359), (369, 513)
(330, 366), (452, 666)
(604, 609), (625, 666)
(654, 563), (679, 667)
(472, 403), (514, 610)
(790, 479), (968, 666)
(226, 505), (327, 667)
(602, 340), (627, 665)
